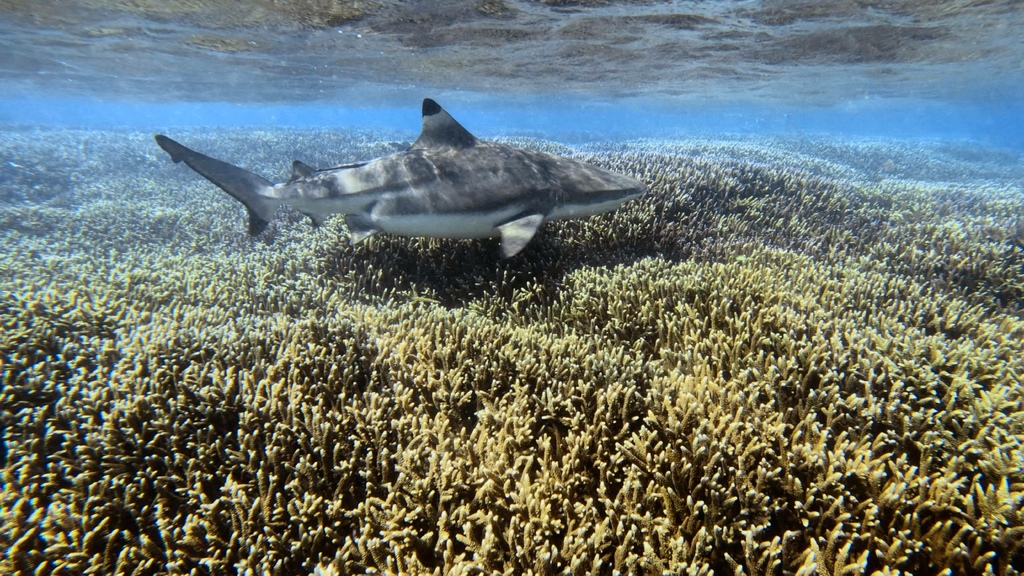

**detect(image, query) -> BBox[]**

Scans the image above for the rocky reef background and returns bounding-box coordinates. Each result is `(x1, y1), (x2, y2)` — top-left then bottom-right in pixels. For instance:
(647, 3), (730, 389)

(1, 128), (1022, 575)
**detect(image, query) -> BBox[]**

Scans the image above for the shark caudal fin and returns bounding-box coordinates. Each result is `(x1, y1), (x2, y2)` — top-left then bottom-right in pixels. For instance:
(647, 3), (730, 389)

(155, 135), (280, 235)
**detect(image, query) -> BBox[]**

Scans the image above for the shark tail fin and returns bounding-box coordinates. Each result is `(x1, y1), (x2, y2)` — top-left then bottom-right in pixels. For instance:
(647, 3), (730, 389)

(155, 135), (280, 235)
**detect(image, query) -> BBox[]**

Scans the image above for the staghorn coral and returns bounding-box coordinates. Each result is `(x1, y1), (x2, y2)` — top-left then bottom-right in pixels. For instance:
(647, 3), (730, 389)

(1, 129), (1023, 575)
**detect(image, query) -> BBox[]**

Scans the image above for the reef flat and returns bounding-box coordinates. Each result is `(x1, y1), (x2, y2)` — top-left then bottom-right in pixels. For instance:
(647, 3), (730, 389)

(1, 128), (1023, 575)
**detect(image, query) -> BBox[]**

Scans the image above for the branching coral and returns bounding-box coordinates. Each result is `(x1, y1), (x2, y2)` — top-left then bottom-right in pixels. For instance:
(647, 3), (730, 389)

(1, 130), (1022, 575)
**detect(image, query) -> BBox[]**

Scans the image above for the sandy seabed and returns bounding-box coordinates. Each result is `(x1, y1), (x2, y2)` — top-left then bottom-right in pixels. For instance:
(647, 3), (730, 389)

(1, 128), (1023, 575)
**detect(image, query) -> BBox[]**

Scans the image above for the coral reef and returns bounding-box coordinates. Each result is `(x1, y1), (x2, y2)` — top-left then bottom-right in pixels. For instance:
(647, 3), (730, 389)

(1, 129), (1023, 575)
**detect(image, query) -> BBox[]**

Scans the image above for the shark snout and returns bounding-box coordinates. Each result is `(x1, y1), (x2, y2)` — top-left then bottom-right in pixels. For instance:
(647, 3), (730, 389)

(626, 179), (647, 199)
(612, 175), (647, 204)
(551, 180), (645, 220)
(612, 187), (644, 205)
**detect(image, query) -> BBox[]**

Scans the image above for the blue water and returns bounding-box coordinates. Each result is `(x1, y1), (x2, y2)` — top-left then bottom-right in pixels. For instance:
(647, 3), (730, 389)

(3, 0), (1024, 147)
(5, 95), (1023, 149)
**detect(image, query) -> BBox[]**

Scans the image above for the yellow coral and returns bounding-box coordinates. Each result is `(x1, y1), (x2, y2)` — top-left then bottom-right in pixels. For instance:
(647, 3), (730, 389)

(1, 131), (1022, 575)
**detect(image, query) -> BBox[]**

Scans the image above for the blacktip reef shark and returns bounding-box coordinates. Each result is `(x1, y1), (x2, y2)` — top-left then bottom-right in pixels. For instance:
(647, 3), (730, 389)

(154, 98), (646, 257)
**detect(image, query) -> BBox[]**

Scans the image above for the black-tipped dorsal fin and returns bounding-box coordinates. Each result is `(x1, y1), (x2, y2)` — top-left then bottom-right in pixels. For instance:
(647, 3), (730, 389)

(289, 160), (315, 183)
(411, 98), (478, 150)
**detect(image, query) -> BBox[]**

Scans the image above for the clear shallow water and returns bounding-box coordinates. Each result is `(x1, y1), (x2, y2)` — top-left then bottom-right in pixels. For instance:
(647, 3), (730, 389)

(1, 0), (1023, 146)
(3, 96), (1024, 150)
(3, 3), (1024, 576)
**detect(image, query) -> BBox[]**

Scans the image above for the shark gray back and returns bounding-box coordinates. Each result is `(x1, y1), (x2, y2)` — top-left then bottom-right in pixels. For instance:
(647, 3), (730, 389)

(155, 98), (645, 257)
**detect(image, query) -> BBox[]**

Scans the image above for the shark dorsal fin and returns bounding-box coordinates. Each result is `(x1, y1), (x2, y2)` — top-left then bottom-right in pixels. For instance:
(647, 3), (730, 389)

(289, 160), (315, 183)
(411, 98), (478, 150)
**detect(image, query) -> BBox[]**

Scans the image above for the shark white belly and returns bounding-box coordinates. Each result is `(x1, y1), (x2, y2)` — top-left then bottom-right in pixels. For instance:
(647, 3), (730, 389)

(371, 205), (522, 239)
(155, 98), (646, 258)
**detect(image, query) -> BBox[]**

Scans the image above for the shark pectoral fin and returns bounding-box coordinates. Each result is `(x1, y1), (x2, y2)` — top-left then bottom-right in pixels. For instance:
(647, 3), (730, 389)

(345, 214), (379, 245)
(497, 214), (544, 258)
